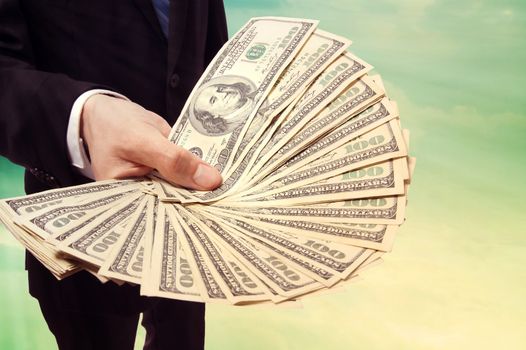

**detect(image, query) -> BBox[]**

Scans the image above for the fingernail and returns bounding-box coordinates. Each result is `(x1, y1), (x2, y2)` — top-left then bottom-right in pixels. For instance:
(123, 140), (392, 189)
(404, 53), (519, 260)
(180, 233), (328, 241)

(193, 163), (222, 189)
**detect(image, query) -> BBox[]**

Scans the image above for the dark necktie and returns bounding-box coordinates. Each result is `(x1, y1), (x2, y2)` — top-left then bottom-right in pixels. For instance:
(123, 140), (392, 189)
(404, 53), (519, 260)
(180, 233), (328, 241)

(152, 0), (169, 38)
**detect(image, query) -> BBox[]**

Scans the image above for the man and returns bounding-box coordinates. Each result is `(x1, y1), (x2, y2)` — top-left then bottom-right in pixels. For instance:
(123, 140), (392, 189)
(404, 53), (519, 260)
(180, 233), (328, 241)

(0, 0), (227, 349)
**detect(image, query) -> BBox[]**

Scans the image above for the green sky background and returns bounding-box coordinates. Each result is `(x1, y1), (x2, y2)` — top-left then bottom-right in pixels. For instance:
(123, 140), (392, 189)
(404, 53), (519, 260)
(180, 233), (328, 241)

(1, 0), (525, 349)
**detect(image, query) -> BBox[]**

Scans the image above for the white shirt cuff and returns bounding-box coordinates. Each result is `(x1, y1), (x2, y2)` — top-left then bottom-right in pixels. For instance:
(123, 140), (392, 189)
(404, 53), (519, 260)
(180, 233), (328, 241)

(67, 89), (129, 179)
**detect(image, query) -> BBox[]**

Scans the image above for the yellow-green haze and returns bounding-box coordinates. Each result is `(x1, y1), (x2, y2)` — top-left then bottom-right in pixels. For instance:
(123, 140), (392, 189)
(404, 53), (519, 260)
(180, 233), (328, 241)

(1, 1), (524, 349)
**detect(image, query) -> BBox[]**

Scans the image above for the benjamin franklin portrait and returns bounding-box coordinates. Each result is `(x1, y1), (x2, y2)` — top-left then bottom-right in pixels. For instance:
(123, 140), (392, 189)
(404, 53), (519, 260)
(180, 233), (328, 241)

(189, 75), (257, 136)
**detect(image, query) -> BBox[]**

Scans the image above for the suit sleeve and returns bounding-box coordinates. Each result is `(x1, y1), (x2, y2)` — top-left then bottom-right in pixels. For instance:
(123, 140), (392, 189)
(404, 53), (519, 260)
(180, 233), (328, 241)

(0, 0), (102, 185)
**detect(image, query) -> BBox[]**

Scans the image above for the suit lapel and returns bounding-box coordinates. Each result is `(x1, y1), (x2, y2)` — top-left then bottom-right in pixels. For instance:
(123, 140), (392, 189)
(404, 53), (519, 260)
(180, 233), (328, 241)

(133, 0), (167, 43)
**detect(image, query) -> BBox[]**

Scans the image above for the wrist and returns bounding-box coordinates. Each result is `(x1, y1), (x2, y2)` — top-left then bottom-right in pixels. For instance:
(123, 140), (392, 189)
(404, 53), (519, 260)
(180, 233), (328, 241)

(68, 89), (129, 179)
(81, 94), (106, 148)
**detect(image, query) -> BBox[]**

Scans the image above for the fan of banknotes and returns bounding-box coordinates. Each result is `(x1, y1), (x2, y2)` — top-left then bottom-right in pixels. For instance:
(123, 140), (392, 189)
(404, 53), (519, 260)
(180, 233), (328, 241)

(0, 17), (414, 305)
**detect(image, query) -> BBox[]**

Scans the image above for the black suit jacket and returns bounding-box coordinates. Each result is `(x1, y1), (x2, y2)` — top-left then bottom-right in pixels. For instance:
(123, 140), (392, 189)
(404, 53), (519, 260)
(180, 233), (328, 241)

(0, 0), (227, 297)
(0, 0), (228, 193)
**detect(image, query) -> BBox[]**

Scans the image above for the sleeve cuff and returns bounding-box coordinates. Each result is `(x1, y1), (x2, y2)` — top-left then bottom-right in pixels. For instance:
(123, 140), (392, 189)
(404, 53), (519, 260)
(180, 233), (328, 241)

(66, 89), (129, 179)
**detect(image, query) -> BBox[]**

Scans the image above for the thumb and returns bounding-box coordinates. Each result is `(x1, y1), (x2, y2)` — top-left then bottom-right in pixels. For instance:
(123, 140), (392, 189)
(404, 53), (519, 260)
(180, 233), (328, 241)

(158, 142), (223, 190)
(132, 134), (222, 190)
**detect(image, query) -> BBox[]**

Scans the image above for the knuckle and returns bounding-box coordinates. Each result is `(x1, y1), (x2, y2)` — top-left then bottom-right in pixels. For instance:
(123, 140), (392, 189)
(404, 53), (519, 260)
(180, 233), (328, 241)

(144, 111), (170, 131)
(155, 117), (170, 130)
(165, 146), (185, 172)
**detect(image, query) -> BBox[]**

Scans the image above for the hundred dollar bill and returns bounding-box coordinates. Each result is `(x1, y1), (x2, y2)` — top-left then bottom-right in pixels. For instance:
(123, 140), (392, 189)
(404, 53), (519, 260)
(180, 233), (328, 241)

(219, 229), (341, 287)
(57, 195), (145, 267)
(141, 204), (204, 302)
(244, 119), (407, 197)
(197, 231), (274, 304)
(259, 219), (398, 251)
(0, 179), (140, 217)
(157, 124), (277, 203)
(183, 207), (323, 299)
(205, 32), (352, 202)
(184, 206), (321, 301)
(138, 180), (157, 196)
(255, 76), (387, 176)
(291, 252), (380, 300)
(82, 264), (111, 284)
(0, 207), (78, 278)
(153, 179), (182, 202)
(149, 175), (194, 203)
(1, 180), (142, 255)
(247, 74), (383, 187)
(407, 156), (416, 185)
(352, 250), (385, 276)
(228, 30), (351, 171)
(234, 157), (408, 204)
(170, 52), (373, 203)
(140, 199), (157, 292)
(265, 97), (400, 182)
(17, 187), (140, 240)
(46, 193), (150, 245)
(293, 249), (384, 300)
(156, 99), (398, 207)
(168, 17), (318, 174)
(211, 213), (374, 286)
(245, 53), (374, 183)
(400, 153), (410, 181)
(209, 195), (407, 225)
(47, 208), (118, 245)
(169, 207), (230, 303)
(175, 207), (272, 304)
(99, 197), (157, 284)
(216, 217), (334, 287)
(209, 209), (397, 251)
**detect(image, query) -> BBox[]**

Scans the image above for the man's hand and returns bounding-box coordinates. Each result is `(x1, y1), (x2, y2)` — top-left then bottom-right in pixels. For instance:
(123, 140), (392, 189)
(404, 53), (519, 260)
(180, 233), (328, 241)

(81, 94), (222, 190)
